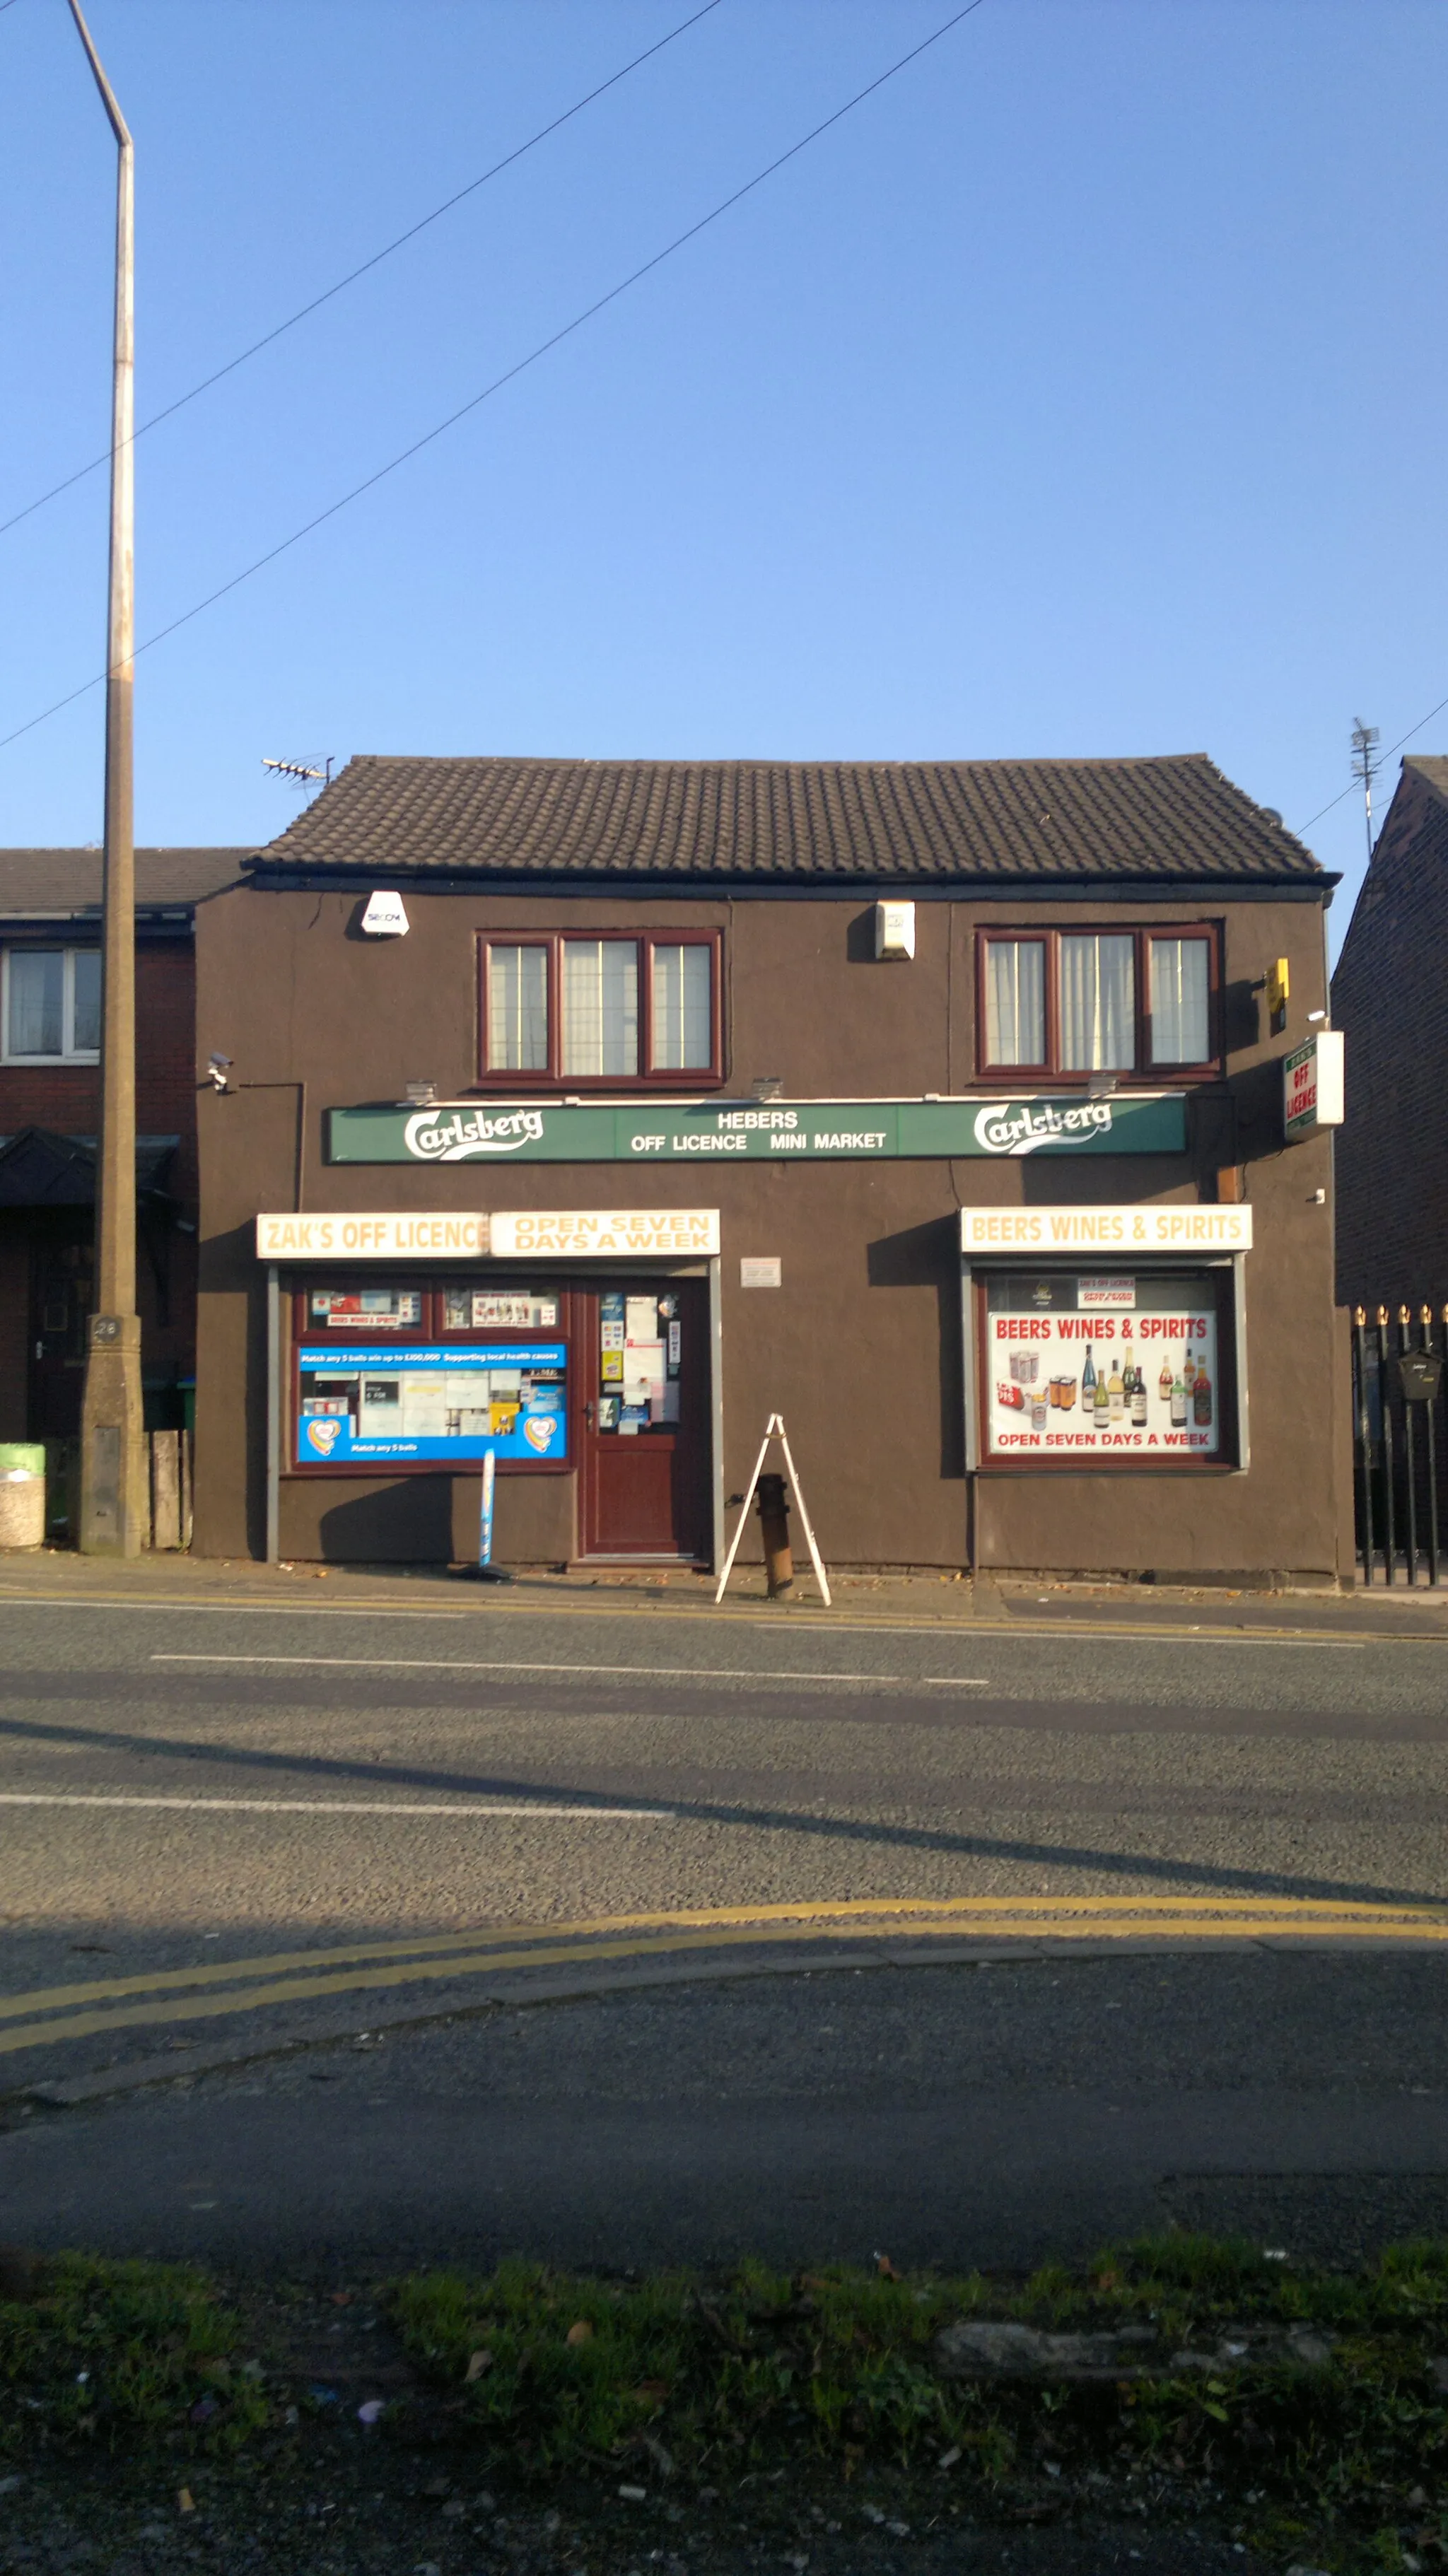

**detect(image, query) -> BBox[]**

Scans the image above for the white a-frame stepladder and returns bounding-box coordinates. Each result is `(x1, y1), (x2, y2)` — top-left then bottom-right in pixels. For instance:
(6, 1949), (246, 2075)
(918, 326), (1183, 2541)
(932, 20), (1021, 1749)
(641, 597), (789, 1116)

(713, 1412), (832, 1608)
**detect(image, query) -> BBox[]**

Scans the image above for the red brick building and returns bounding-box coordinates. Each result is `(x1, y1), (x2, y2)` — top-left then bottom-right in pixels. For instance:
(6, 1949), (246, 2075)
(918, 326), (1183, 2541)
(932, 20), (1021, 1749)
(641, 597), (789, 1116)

(1332, 757), (1448, 1311)
(0, 847), (244, 1453)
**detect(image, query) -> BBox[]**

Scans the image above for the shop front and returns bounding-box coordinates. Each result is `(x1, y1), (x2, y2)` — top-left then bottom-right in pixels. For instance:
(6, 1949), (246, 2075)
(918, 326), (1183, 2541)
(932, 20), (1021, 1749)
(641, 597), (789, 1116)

(191, 749), (1351, 1583)
(253, 1207), (720, 1568)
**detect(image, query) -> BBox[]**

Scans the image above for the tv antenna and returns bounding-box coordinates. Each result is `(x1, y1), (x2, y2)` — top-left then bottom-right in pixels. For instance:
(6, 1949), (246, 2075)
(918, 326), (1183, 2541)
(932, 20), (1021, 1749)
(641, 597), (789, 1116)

(1349, 719), (1380, 862)
(262, 754), (333, 796)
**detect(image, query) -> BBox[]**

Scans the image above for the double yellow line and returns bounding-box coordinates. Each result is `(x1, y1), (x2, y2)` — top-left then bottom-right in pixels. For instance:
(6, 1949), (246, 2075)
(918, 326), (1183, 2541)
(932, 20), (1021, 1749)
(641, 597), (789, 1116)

(4, 1894), (1447, 2063)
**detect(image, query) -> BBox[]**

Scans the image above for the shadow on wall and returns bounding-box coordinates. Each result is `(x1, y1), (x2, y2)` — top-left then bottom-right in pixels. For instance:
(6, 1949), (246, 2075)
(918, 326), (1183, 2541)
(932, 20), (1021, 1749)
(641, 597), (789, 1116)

(317, 1478), (457, 1564)
(865, 1217), (963, 1481)
(196, 1219), (272, 1559)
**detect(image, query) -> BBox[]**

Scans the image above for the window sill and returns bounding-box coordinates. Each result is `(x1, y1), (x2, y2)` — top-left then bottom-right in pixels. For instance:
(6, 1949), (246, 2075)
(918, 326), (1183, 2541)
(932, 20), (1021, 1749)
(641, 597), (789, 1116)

(472, 1073), (727, 1094)
(973, 1069), (1220, 1089)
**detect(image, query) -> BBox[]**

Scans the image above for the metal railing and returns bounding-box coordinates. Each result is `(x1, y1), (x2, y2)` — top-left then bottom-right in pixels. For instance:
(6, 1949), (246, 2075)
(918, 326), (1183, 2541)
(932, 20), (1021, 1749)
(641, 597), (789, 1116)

(1352, 1306), (1448, 1584)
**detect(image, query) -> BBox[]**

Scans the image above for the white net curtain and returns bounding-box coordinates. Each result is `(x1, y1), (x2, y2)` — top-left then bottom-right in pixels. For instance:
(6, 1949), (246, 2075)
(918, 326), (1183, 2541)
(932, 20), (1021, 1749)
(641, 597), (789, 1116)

(486, 944), (548, 1072)
(1060, 933), (1136, 1070)
(984, 939), (1046, 1065)
(1148, 937), (1210, 1064)
(650, 943), (711, 1070)
(561, 939), (638, 1077)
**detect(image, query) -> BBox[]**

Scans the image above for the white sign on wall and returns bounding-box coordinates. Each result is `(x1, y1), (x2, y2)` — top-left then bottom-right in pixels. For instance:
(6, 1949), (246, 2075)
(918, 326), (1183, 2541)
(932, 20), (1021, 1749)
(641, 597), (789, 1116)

(257, 1208), (720, 1261)
(487, 1210), (720, 1258)
(1283, 1031), (1345, 1140)
(959, 1205), (1253, 1257)
(257, 1212), (489, 1260)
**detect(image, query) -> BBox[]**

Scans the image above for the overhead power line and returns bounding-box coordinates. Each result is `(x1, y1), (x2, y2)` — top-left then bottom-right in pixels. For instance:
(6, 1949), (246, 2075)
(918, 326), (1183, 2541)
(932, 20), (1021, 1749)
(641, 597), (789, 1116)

(0, 0), (726, 541)
(0, 0), (988, 758)
(1297, 690), (1448, 839)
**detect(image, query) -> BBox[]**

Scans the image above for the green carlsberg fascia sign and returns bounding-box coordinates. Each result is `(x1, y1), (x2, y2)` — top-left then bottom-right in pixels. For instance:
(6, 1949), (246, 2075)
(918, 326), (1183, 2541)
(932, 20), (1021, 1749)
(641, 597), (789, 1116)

(327, 1095), (1188, 1166)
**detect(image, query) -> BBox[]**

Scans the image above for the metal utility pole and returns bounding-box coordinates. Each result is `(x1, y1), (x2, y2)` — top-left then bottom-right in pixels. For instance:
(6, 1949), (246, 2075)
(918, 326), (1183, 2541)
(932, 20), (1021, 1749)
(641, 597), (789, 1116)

(1350, 718), (1381, 866)
(70, 0), (145, 1554)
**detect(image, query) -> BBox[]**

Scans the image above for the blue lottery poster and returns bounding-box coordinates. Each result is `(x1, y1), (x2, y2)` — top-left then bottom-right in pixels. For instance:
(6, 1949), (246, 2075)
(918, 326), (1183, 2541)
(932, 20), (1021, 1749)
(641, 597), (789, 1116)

(296, 1343), (567, 1465)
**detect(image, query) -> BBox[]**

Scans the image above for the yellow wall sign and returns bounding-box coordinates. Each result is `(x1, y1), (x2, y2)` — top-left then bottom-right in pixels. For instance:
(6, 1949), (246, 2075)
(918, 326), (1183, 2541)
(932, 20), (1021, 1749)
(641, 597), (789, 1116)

(959, 1204), (1254, 1255)
(256, 1212), (489, 1260)
(489, 1210), (720, 1259)
(255, 1209), (721, 1260)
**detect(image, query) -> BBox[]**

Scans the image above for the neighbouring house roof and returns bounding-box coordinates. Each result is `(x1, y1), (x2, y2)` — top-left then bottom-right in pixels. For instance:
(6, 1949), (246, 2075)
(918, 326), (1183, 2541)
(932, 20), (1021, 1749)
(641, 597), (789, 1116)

(0, 1129), (179, 1208)
(1404, 755), (1448, 803)
(0, 849), (248, 921)
(245, 755), (1327, 890)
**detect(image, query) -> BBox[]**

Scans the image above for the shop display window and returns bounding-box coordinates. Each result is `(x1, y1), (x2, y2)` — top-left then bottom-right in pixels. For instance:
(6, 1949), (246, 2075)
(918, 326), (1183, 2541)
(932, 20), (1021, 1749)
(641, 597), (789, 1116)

(291, 1280), (571, 1472)
(976, 1267), (1235, 1469)
(976, 927), (1220, 1081)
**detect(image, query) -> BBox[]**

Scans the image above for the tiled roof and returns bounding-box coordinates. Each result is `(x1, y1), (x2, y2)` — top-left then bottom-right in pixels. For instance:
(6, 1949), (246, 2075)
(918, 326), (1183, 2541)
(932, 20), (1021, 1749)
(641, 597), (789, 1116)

(249, 756), (1324, 886)
(1405, 756), (1448, 804)
(0, 848), (249, 915)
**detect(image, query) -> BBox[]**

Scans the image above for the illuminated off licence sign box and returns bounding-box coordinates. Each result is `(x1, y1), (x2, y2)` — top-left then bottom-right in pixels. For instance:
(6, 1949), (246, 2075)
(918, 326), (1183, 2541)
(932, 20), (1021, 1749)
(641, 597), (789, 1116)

(959, 1205), (1254, 1256)
(256, 1210), (721, 1260)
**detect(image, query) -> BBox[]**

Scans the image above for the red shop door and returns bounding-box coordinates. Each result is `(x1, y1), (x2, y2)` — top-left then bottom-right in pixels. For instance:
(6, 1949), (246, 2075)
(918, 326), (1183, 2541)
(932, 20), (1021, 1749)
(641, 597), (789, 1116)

(577, 1280), (710, 1560)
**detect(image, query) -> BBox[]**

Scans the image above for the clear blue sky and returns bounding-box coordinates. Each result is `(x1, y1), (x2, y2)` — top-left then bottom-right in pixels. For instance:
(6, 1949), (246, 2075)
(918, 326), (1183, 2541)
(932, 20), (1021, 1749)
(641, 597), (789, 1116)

(3, 0), (1444, 942)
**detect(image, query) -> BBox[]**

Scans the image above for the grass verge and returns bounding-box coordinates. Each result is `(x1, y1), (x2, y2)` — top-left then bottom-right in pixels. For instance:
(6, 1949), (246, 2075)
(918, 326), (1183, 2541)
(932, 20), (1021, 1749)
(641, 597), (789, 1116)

(3, 2237), (1448, 2570)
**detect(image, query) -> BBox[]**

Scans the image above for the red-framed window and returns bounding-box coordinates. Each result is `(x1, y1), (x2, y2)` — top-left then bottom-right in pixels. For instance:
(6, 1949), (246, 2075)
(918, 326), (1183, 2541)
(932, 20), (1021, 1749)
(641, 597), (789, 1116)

(477, 931), (723, 1089)
(975, 926), (1220, 1082)
(288, 1280), (573, 1475)
(973, 1265), (1239, 1474)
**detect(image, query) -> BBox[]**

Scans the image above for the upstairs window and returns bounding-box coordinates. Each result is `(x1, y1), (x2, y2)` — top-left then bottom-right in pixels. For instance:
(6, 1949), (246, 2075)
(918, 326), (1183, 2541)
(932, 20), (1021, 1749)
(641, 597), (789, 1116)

(977, 927), (1218, 1079)
(2, 948), (102, 1062)
(479, 932), (721, 1087)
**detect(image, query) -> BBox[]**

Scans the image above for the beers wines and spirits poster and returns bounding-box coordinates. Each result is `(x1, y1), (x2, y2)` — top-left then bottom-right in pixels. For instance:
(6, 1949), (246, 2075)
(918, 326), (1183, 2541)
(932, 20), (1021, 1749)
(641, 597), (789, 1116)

(981, 1272), (1220, 1460)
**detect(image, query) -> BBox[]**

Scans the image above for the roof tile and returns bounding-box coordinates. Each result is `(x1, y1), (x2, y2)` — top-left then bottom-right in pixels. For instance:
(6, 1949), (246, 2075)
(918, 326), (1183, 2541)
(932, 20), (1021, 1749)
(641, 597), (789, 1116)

(250, 756), (1322, 885)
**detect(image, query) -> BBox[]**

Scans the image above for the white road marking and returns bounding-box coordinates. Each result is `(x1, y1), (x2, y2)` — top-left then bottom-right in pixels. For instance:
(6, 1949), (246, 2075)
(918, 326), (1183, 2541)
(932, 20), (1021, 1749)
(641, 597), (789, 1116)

(0, 1793), (672, 1819)
(150, 1653), (989, 1685)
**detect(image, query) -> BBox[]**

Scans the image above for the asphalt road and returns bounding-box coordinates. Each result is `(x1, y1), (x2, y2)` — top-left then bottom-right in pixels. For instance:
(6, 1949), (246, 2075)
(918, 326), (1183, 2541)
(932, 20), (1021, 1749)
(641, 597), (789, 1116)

(2, 1588), (1447, 2270)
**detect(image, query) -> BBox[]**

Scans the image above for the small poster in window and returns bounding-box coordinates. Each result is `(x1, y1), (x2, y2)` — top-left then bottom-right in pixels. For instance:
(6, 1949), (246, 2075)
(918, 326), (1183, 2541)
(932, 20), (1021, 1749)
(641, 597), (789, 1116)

(1078, 1277), (1135, 1310)
(311, 1288), (421, 1330)
(600, 1347), (624, 1384)
(467, 1292), (559, 1328)
(625, 1294), (658, 1344)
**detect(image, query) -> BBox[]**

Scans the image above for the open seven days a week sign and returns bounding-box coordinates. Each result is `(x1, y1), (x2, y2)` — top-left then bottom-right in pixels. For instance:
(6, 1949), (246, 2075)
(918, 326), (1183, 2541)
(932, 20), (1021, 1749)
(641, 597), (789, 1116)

(326, 1094), (1186, 1166)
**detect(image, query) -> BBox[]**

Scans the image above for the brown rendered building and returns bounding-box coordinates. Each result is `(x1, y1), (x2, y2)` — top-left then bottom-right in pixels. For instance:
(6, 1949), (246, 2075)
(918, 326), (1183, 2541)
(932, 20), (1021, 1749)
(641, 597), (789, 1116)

(0, 846), (243, 1448)
(193, 755), (1351, 1583)
(1332, 756), (1448, 1313)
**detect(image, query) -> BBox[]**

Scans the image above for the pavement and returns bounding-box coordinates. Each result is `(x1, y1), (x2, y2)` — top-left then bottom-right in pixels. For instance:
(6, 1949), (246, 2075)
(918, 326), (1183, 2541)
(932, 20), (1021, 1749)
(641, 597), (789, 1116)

(1, 1544), (1447, 2276)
